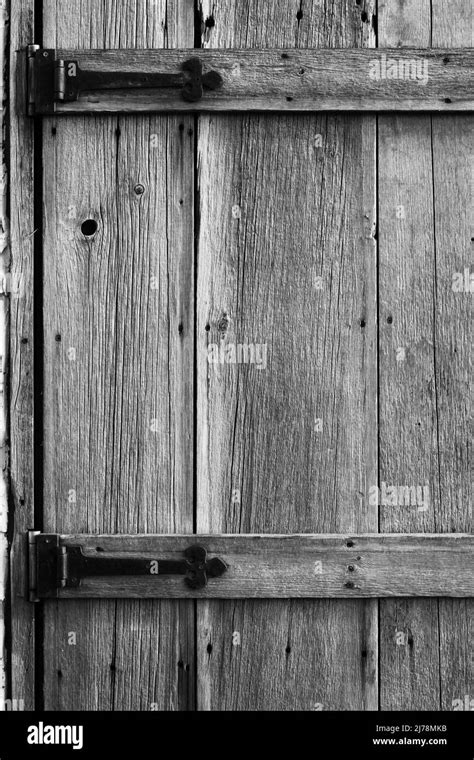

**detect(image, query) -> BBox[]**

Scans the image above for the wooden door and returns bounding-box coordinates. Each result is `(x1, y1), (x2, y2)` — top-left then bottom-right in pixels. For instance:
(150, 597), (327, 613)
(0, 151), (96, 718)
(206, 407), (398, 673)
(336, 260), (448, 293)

(8, 0), (472, 712)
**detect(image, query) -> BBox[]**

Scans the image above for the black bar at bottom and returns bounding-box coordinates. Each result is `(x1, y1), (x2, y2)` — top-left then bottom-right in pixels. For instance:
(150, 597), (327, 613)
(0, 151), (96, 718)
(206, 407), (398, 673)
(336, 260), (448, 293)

(0, 711), (472, 758)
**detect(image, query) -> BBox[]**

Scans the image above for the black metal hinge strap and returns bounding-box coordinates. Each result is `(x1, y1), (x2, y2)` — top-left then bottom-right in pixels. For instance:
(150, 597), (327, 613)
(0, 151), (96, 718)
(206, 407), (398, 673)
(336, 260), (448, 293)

(57, 58), (222, 102)
(28, 532), (228, 600)
(27, 48), (223, 114)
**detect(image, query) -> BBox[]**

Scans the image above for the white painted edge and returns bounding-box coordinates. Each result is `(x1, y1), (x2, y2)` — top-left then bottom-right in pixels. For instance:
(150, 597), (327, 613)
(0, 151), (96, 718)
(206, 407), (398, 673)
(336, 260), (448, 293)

(0, 0), (9, 707)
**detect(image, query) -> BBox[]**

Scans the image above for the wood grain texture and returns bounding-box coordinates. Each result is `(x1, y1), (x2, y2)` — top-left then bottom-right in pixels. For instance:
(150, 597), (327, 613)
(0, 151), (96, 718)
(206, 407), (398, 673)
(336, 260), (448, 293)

(430, 0), (473, 714)
(29, 47), (474, 114)
(196, 0), (378, 711)
(30, 533), (474, 599)
(42, 0), (195, 711)
(12, 0), (470, 713)
(0, 0), (7, 706)
(378, 0), (472, 711)
(378, 0), (440, 711)
(8, 0), (36, 709)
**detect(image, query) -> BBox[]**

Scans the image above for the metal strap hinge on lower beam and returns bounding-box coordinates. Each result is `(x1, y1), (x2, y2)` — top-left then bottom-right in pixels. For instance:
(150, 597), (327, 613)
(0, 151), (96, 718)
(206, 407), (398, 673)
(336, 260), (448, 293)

(27, 531), (474, 601)
(28, 531), (228, 601)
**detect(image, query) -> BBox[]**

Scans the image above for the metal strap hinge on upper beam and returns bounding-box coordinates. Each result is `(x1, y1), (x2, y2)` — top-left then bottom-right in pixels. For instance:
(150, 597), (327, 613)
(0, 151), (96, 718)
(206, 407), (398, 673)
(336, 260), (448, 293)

(25, 45), (474, 116)
(27, 45), (223, 115)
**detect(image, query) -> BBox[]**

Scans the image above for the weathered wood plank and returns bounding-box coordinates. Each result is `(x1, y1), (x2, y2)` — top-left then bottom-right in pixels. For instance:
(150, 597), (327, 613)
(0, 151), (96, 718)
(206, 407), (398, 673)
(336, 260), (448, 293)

(378, 0), (440, 712)
(438, 599), (473, 710)
(196, 0), (378, 711)
(8, 0), (36, 709)
(431, 0), (473, 714)
(378, 0), (472, 711)
(30, 534), (474, 599)
(0, 0), (8, 707)
(42, 0), (195, 711)
(28, 47), (474, 114)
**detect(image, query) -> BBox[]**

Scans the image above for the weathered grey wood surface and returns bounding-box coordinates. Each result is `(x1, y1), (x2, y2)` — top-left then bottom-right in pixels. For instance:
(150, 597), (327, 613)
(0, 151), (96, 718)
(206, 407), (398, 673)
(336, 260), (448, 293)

(9, 0), (36, 709)
(41, 0), (195, 710)
(378, 0), (472, 711)
(35, 534), (474, 599)
(0, 0), (8, 706)
(8, 0), (472, 713)
(196, 0), (378, 711)
(430, 0), (473, 714)
(32, 47), (474, 114)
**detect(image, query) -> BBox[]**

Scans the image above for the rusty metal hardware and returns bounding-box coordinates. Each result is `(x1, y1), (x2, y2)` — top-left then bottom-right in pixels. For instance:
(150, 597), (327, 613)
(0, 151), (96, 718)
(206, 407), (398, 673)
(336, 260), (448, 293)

(28, 532), (228, 600)
(27, 46), (223, 115)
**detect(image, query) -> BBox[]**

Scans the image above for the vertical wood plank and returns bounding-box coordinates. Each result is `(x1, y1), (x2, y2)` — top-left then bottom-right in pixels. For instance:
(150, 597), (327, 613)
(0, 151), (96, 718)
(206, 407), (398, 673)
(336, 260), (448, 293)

(431, 0), (473, 712)
(378, 0), (472, 710)
(197, 0), (378, 710)
(42, 0), (195, 710)
(0, 0), (8, 706)
(8, 0), (36, 709)
(378, 0), (440, 712)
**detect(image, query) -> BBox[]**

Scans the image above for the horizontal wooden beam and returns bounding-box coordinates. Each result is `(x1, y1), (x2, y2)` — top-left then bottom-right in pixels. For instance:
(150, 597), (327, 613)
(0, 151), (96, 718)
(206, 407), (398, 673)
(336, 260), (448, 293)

(32, 48), (474, 114)
(33, 534), (474, 599)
